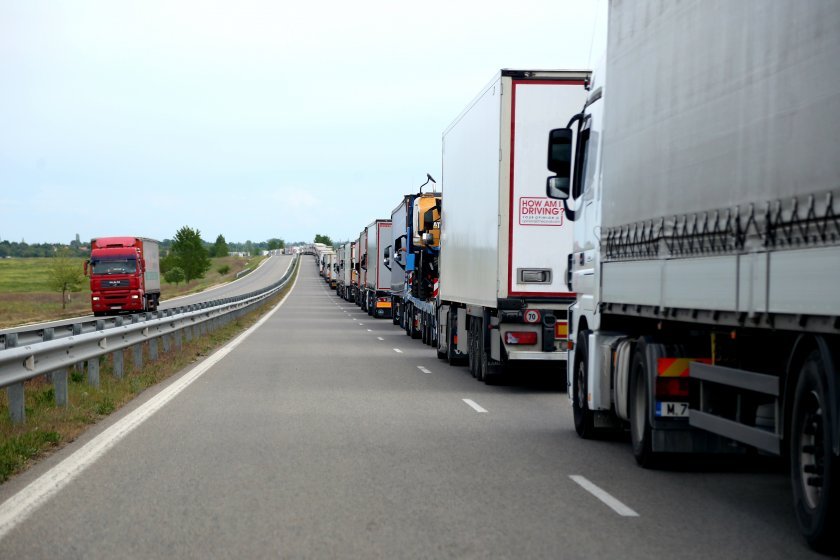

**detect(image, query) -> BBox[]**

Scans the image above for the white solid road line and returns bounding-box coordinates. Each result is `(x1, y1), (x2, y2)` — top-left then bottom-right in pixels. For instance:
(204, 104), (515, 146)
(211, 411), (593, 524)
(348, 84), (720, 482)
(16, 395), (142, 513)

(462, 399), (488, 413)
(417, 366), (432, 374)
(0, 266), (302, 542)
(569, 475), (639, 517)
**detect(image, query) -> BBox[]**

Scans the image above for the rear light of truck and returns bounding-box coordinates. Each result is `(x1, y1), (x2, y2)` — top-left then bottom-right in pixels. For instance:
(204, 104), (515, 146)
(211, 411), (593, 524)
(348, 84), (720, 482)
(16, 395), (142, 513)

(505, 331), (537, 345)
(655, 377), (689, 399)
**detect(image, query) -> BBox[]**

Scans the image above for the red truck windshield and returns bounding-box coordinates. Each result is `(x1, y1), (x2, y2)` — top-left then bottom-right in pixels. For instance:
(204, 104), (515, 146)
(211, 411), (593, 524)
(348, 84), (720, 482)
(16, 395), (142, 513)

(91, 258), (137, 275)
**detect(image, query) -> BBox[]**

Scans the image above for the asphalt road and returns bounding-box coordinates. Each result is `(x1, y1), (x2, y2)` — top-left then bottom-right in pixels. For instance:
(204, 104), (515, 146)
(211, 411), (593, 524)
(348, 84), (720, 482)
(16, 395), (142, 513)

(0, 260), (822, 559)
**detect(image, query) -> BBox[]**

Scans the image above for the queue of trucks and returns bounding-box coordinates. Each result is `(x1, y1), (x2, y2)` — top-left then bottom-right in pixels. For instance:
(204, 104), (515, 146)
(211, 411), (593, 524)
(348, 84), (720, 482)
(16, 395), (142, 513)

(310, 2), (840, 551)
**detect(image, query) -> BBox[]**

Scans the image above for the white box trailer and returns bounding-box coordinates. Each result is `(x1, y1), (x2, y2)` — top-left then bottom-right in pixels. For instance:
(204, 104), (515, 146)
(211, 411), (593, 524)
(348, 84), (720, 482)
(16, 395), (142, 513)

(546, 0), (840, 551)
(357, 229), (368, 308)
(336, 241), (353, 299)
(436, 69), (590, 383)
(362, 219), (392, 318)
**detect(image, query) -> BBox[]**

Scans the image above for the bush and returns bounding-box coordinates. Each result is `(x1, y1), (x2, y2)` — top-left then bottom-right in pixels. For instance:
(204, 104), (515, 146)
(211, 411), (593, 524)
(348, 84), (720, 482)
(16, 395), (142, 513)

(164, 266), (186, 286)
(217, 265), (230, 275)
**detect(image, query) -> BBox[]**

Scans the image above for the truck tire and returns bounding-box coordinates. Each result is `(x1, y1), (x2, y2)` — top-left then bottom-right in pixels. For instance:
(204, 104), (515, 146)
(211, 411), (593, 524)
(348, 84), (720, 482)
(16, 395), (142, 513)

(629, 343), (659, 468)
(790, 349), (840, 554)
(410, 307), (421, 339)
(572, 331), (596, 438)
(392, 301), (400, 325)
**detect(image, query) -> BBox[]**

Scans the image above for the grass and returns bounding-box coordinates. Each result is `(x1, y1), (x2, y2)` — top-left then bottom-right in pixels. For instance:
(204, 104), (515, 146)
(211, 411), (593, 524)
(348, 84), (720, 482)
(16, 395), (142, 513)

(0, 255), (265, 328)
(0, 257), (297, 483)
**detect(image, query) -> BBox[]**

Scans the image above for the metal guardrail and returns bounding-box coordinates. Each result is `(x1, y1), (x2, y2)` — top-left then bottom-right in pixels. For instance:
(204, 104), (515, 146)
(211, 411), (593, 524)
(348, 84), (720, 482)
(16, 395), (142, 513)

(0, 255), (299, 423)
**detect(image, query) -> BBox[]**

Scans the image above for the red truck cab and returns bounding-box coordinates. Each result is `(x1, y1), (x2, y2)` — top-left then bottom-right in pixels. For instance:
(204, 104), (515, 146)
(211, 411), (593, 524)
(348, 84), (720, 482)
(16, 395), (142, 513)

(85, 237), (161, 316)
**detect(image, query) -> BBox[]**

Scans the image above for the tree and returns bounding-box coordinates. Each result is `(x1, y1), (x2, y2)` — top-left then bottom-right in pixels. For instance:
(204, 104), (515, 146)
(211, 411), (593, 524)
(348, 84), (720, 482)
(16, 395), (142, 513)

(314, 234), (333, 246)
(48, 248), (85, 310)
(164, 266), (185, 286)
(266, 238), (284, 251)
(213, 234), (229, 258)
(169, 226), (211, 283)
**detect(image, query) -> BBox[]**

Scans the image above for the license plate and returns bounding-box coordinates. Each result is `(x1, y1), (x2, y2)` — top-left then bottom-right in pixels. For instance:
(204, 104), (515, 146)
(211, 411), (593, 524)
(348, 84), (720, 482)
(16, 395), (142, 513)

(656, 401), (689, 417)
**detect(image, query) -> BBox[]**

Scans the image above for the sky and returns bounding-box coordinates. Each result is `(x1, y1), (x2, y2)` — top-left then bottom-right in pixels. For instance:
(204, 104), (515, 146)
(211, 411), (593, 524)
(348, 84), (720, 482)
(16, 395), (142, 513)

(1, 0), (604, 245)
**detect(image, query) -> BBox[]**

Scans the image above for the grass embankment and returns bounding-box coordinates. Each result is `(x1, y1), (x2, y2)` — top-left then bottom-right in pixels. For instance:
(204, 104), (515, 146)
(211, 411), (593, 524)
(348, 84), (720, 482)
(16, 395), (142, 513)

(0, 255), (264, 329)
(0, 258), (297, 483)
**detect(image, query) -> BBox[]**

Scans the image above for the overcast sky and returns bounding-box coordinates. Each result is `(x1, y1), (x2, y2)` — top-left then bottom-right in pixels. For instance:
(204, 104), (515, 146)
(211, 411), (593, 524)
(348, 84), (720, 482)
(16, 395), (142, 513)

(1, 0), (603, 245)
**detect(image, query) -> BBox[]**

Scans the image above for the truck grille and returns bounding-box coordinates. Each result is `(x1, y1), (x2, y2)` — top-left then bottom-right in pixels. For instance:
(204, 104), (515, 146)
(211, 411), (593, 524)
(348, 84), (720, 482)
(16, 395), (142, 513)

(100, 279), (130, 288)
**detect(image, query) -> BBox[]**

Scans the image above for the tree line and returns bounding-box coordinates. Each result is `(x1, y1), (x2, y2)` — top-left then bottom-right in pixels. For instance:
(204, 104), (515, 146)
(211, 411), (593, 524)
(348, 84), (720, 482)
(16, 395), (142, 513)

(0, 235), (287, 259)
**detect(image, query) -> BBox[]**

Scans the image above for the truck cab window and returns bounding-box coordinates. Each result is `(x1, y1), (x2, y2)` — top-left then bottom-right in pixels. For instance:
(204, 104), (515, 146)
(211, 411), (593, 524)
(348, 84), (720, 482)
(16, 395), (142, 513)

(572, 121), (591, 200)
(92, 258), (137, 275)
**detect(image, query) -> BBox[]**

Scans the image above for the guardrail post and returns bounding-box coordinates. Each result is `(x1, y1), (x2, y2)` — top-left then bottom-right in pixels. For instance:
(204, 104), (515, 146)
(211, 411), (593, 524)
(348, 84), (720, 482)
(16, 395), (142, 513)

(43, 328), (55, 383)
(113, 350), (124, 379)
(112, 317), (124, 379)
(54, 368), (68, 407)
(149, 336), (158, 361)
(7, 383), (25, 424)
(4, 334), (25, 423)
(88, 356), (100, 388)
(131, 316), (143, 371)
(72, 323), (83, 370)
(133, 343), (143, 371)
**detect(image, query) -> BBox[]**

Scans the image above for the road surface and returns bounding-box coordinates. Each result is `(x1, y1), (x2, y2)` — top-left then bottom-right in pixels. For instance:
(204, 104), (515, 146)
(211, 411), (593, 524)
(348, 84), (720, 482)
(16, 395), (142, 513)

(0, 260), (819, 558)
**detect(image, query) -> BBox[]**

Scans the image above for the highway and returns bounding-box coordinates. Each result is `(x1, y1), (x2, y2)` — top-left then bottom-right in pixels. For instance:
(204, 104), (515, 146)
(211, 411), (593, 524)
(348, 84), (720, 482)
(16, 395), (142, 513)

(0, 261), (821, 559)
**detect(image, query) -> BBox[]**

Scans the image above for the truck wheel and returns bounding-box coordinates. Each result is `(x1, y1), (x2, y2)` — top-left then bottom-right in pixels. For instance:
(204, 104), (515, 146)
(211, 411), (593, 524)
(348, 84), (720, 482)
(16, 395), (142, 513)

(790, 349), (840, 553)
(572, 332), (596, 438)
(629, 345), (658, 467)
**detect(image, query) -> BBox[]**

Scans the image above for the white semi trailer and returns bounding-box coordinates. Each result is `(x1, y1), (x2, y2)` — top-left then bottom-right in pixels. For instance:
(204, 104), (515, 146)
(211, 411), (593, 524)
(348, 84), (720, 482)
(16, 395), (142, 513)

(436, 69), (590, 383)
(546, 0), (840, 551)
(361, 219), (393, 319)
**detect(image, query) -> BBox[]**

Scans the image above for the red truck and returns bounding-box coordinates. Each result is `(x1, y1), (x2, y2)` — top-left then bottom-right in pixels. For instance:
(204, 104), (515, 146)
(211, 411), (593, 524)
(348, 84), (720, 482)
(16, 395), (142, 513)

(84, 237), (161, 316)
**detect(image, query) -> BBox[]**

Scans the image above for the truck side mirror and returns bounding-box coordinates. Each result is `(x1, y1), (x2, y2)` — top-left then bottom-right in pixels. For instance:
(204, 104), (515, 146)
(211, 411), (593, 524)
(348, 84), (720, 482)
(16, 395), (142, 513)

(384, 246), (392, 270)
(547, 128), (573, 200)
(140, 258), (146, 272)
(84, 260), (90, 276)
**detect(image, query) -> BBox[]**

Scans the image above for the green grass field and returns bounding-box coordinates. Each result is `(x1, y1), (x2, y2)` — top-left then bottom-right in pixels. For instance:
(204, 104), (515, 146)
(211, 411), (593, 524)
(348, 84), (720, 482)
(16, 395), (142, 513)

(0, 255), (262, 328)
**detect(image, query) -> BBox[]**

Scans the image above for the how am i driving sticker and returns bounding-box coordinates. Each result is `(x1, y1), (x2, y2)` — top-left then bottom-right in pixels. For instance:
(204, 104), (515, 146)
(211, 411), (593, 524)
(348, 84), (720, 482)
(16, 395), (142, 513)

(519, 197), (564, 226)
